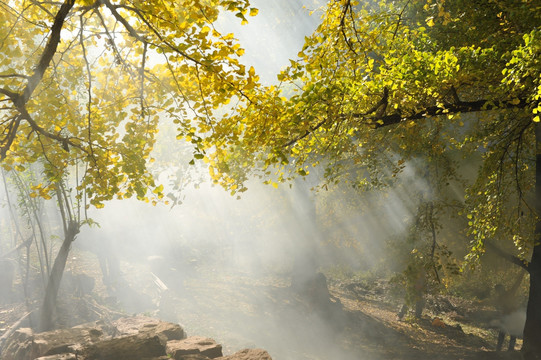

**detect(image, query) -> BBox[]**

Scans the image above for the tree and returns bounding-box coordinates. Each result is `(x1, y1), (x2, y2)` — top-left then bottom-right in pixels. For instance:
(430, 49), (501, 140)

(196, 0), (541, 358)
(2, 1), (540, 355)
(0, 0), (259, 206)
(0, 0), (260, 331)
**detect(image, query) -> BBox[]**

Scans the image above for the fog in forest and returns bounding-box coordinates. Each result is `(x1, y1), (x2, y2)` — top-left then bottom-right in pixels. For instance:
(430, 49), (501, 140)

(0, 1), (528, 359)
(0, 3), (455, 359)
(0, 155), (438, 359)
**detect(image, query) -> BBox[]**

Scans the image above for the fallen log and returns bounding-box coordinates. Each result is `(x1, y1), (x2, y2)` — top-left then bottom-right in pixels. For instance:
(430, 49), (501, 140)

(0, 311), (33, 350)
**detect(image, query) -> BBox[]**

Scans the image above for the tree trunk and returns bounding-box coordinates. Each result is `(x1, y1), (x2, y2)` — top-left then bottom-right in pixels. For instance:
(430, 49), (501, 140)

(522, 122), (541, 360)
(288, 179), (320, 292)
(38, 220), (79, 332)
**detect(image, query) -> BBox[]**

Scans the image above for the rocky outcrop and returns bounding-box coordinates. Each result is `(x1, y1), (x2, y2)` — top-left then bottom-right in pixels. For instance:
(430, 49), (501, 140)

(0, 315), (271, 360)
(165, 347), (272, 360)
(166, 336), (223, 359)
(220, 349), (272, 360)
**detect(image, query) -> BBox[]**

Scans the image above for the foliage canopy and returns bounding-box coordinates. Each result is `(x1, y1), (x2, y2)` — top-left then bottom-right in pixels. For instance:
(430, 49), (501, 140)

(201, 0), (541, 260)
(0, 0), (259, 207)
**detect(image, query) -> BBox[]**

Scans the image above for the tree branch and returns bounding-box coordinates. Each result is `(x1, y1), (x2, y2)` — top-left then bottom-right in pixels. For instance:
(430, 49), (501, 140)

(284, 118), (328, 147)
(0, 115), (21, 160)
(282, 94), (530, 148)
(0, 88), (22, 102)
(98, 0), (145, 42)
(339, 0), (357, 54)
(104, 1), (255, 105)
(0, 74), (29, 79)
(21, 0), (76, 105)
(391, 0), (411, 42)
(17, 106), (86, 154)
(359, 97), (530, 129)
(486, 241), (529, 272)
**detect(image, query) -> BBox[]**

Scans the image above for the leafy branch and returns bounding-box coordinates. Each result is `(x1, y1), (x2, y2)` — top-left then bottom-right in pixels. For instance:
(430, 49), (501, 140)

(0, 0), (76, 159)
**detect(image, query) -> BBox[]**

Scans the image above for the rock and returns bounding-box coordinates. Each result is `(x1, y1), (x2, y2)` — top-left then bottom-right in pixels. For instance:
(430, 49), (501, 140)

(431, 317), (446, 328)
(112, 315), (186, 341)
(173, 355), (211, 360)
(0, 316), (185, 360)
(0, 316), (269, 360)
(1, 324), (109, 360)
(167, 336), (223, 359)
(219, 349), (272, 360)
(81, 333), (166, 360)
(35, 354), (77, 360)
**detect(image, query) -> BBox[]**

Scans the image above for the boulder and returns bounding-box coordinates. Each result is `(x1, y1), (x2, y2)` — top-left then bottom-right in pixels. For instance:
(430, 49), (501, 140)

(0, 316), (270, 360)
(172, 355), (211, 360)
(35, 355), (77, 360)
(112, 315), (186, 341)
(167, 336), (223, 359)
(81, 333), (166, 360)
(0, 316), (185, 360)
(1, 323), (109, 360)
(219, 349), (272, 360)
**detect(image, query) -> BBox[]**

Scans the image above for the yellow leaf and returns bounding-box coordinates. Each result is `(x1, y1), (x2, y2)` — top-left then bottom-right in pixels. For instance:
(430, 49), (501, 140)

(426, 17), (435, 27)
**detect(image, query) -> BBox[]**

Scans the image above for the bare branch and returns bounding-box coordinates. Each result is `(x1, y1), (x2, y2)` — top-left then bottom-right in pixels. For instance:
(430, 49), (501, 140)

(0, 88), (21, 102)
(391, 0), (411, 42)
(140, 41), (147, 117)
(0, 115), (21, 160)
(339, 0), (357, 54)
(79, 13), (98, 163)
(98, 0), (145, 42)
(94, 9), (137, 80)
(0, 74), (30, 79)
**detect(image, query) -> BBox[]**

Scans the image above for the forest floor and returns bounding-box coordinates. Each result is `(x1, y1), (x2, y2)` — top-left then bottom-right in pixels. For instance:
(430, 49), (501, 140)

(328, 279), (522, 360)
(0, 254), (525, 360)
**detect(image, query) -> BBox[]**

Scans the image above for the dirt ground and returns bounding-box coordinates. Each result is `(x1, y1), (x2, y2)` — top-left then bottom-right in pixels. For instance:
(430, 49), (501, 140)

(0, 252), (525, 360)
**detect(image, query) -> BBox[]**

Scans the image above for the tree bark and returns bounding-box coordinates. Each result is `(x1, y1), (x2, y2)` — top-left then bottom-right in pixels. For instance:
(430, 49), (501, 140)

(37, 221), (79, 332)
(522, 122), (541, 360)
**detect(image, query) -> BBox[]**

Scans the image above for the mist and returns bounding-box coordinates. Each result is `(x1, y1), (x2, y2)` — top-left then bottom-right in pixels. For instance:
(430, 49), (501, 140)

(69, 170), (417, 359)
(0, 1), (524, 360)
(0, 156), (427, 359)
